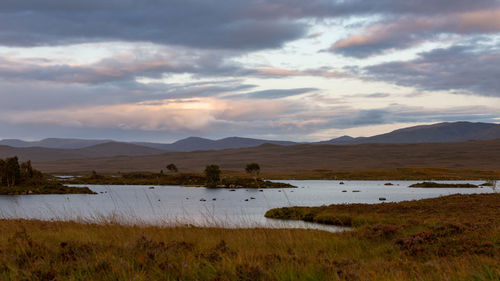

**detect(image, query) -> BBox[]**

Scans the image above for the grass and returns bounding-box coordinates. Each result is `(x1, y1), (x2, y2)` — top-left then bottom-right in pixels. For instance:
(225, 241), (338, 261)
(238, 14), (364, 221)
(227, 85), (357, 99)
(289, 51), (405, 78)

(1, 193), (499, 280)
(262, 167), (500, 180)
(0, 182), (96, 195)
(265, 193), (500, 279)
(65, 172), (296, 188)
(409, 182), (478, 188)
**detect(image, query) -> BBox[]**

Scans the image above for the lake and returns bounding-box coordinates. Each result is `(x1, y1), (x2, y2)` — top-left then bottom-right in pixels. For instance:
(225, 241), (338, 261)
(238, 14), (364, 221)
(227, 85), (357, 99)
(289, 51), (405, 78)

(0, 180), (495, 232)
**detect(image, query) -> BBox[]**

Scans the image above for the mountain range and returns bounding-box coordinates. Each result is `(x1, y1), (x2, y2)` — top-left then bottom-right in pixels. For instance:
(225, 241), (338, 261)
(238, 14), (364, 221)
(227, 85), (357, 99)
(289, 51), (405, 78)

(0, 122), (499, 159)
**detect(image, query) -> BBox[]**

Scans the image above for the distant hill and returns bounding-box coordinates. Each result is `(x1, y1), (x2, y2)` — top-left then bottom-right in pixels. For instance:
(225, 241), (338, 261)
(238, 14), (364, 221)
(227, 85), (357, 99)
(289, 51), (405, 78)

(77, 142), (165, 157)
(320, 122), (500, 145)
(0, 142), (165, 162)
(1, 122), (499, 152)
(0, 138), (111, 149)
(136, 137), (298, 152)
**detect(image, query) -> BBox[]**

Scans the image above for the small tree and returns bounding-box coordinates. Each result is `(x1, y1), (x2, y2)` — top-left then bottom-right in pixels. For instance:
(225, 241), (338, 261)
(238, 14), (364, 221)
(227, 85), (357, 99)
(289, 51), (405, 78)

(5, 157), (20, 187)
(166, 163), (178, 173)
(20, 160), (34, 179)
(0, 157), (46, 187)
(204, 165), (221, 188)
(486, 179), (497, 192)
(0, 159), (5, 186)
(90, 170), (99, 179)
(245, 163), (260, 184)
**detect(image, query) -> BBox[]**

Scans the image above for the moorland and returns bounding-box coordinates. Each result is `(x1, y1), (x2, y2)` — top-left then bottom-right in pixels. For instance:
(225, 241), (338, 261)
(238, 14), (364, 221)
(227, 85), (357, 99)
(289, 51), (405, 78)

(1, 193), (498, 280)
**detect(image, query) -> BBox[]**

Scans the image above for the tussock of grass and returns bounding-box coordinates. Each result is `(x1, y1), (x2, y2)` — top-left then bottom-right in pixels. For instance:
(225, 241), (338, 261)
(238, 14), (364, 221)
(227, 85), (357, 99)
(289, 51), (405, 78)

(1, 194), (499, 280)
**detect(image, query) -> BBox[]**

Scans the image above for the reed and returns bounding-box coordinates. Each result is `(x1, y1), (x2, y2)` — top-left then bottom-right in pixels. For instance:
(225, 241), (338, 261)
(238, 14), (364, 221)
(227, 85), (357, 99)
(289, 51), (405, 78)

(1, 193), (499, 280)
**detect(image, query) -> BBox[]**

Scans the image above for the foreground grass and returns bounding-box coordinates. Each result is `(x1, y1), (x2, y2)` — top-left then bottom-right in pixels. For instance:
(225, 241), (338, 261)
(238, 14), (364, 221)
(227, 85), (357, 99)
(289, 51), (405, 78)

(1, 194), (499, 280)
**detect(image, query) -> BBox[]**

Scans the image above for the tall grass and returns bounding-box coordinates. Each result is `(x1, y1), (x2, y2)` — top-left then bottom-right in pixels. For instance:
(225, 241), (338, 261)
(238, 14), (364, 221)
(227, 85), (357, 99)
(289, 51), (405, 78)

(1, 193), (499, 280)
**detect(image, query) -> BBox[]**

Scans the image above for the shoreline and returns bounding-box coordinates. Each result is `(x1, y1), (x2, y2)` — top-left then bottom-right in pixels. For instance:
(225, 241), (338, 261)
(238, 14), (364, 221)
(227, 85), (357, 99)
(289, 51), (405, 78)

(1, 193), (498, 280)
(53, 167), (500, 181)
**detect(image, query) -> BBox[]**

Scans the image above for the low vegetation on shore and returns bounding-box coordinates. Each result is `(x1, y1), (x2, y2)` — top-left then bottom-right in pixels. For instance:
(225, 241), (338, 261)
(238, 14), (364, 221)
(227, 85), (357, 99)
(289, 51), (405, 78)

(263, 167), (500, 180)
(0, 156), (95, 195)
(0, 193), (498, 280)
(265, 193), (499, 278)
(409, 181), (479, 188)
(66, 172), (293, 189)
(65, 163), (295, 188)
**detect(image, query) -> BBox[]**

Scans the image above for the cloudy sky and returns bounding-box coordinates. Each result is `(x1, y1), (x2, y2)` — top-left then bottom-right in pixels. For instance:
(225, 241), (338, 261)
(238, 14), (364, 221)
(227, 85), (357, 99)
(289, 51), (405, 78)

(0, 0), (499, 142)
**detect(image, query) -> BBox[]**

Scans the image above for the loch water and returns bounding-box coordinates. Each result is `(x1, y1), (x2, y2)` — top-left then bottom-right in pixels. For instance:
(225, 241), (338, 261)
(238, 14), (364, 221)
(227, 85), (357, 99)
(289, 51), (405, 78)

(0, 180), (494, 232)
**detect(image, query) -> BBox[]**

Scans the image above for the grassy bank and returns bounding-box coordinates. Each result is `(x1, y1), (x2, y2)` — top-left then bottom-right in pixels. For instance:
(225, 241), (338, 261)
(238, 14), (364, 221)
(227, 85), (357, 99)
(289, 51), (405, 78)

(65, 172), (295, 188)
(262, 167), (500, 180)
(0, 183), (96, 195)
(1, 194), (499, 280)
(409, 181), (479, 188)
(265, 194), (500, 277)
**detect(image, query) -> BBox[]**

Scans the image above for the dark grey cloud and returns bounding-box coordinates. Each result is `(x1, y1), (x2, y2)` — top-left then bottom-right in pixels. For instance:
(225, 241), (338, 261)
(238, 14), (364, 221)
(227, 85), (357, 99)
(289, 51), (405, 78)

(0, 0), (312, 50)
(0, 0), (496, 51)
(364, 43), (500, 96)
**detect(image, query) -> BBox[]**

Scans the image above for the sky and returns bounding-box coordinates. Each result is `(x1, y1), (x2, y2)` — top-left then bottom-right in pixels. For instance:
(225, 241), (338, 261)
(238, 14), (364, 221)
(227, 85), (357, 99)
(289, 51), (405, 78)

(0, 0), (499, 142)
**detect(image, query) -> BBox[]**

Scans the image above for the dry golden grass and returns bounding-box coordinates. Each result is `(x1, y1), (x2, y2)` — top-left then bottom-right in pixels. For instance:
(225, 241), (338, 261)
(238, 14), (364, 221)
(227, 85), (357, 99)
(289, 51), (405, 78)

(1, 193), (499, 280)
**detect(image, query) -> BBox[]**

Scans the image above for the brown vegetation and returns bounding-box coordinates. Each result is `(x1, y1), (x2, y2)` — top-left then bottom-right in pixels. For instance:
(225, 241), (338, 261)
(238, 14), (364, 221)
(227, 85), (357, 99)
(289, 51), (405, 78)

(66, 171), (295, 188)
(0, 156), (95, 195)
(32, 139), (500, 176)
(1, 193), (499, 280)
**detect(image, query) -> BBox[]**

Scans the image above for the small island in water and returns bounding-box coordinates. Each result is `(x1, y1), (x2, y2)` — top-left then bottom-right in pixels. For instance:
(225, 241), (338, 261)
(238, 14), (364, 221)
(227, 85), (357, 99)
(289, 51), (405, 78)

(409, 181), (479, 188)
(64, 163), (296, 189)
(0, 157), (95, 195)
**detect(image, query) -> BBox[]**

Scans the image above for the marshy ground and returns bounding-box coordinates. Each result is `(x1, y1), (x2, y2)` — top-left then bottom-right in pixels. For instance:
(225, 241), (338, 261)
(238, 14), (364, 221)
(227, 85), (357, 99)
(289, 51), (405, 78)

(0, 193), (498, 280)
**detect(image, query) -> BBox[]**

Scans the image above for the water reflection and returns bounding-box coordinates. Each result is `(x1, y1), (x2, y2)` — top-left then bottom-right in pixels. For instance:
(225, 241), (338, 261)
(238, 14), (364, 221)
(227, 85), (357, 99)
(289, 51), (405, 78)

(0, 180), (493, 232)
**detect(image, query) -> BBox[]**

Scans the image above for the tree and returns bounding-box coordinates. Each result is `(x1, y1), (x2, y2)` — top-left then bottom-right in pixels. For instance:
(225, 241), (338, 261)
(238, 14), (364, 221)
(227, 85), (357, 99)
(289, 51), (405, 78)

(5, 157), (20, 187)
(0, 157), (45, 187)
(166, 163), (178, 173)
(20, 160), (34, 179)
(245, 163), (260, 178)
(0, 159), (5, 186)
(90, 170), (99, 179)
(204, 165), (221, 187)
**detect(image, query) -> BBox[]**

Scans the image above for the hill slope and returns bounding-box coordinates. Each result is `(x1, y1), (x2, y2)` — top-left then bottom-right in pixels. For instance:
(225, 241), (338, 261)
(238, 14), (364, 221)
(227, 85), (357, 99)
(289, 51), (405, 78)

(2, 121), (499, 152)
(134, 136), (298, 151)
(322, 122), (500, 144)
(33, 139), (500, 174)
(0, 142), (165, 162)
(0, 138), (111, 149)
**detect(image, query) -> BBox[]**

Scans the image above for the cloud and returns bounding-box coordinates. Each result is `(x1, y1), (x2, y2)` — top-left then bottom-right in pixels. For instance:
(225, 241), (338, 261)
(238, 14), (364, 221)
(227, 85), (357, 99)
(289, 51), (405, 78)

(2, 100), (220, 132)
(0, 1), (312, 50)
(0, 46), (253, 84)
(364, 43), (500, 96)
(224, 88), (317, 99)
(254, 67), (354, 79)
(330, 8), (500, 57)
(0, 0), (498, 142)
(1, 0), (496, 51)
